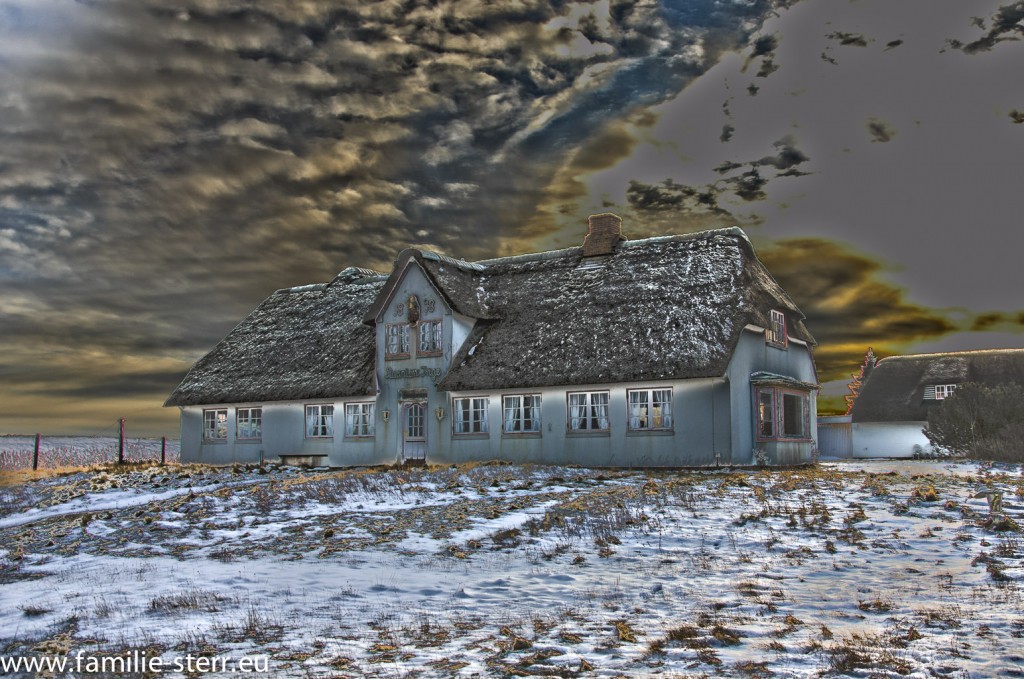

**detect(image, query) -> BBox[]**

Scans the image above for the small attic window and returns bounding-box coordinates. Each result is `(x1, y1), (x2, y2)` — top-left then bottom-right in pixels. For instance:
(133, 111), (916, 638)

(766, 309), (787, 348)
(385, 323), (410, 359)
(926, 384), (957, 400)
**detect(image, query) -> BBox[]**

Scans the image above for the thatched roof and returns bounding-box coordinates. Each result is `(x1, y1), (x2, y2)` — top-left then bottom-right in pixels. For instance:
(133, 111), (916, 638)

(165, 268), (386, 407)
(850, 349), (1024, 422)
(438, 228), (813, 391)
(166, 227), (814, 406)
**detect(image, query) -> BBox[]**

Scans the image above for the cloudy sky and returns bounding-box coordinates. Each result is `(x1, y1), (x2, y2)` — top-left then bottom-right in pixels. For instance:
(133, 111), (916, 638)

(1, 0), (1021, 435)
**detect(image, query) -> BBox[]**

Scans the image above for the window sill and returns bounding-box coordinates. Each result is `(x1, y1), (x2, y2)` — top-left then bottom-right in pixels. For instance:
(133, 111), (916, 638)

(385, 354), (410, 361)
(417, 351), (443, 358)
(453, 433), (490, 440)
(202, 439), (227, 444)
(343, 436), (375, 442)
(566, 431), (610, 438)
(626, 429), (674, 436)
(502, 432), (542, 439)
(766, 341), (788, 350)
(236, 438), (262, 443)
(304, 436), (334, 440)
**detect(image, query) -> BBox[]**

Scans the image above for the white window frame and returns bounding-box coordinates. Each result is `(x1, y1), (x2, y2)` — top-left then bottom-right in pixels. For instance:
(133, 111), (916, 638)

(934, 384), (957, 400)
(418, 319), (443, 355)
(203, 409), (228, 441)
(385, 323), (410, 358)
(235, 407), (262, 440)
(627, 388), (673, 431)
(567, 391), (610, 432)
(502, 395), (541, 434)
(344, 402), (375, 438)
(453, 397), (489, 435)
(767, 309), (788, 348)
(305, 404), (334, 438)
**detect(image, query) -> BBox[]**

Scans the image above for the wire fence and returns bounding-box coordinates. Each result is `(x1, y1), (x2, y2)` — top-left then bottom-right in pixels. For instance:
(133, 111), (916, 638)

(0, 435), (181, 471)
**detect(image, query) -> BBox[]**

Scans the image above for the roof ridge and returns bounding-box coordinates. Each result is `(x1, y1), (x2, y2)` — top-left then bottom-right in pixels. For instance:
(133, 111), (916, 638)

(880, 348), (1024, 363)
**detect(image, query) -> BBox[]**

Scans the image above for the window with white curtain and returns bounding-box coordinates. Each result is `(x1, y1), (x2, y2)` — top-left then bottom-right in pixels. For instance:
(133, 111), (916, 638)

(502, 395), (541, 433)
(305, 404), (334, 438)
(453, 397), (489, 434)
(235, 407), (262, 440)
(385, 323), (410, 357)
(203, 409), (228, 440)
(418, 320), (443, 354)
(627, 388), (673, 431)
(568, 391), (610, 431)
(344, 402), (375, 437)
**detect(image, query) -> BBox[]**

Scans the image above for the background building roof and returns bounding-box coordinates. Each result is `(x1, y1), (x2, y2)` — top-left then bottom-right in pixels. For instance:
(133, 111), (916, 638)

(850, 349), (1024, 423)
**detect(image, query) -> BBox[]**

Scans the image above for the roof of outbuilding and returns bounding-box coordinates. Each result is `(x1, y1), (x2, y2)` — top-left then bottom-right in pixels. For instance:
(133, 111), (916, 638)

(164, 271), (387, 407)
(166, 227), (814, 406)
(850, 349), (1024, 423)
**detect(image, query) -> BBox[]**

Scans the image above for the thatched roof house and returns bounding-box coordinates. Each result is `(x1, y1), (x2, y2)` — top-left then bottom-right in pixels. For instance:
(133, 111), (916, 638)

(848, 349), (1024, 457)
(167, 215), (819, 468)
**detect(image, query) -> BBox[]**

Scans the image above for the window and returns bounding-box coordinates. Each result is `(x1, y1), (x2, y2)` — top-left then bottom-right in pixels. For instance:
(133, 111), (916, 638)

(568, 391), (610, 431)
(934, 384), (957, 400)
(203, 409), (227, 440)
(236, 407), (262, 440)
(767, 309), (787, 347)
(782, 393), (806, 438)
(503, 395), (541, 433)
(385, 323), (410, 358)
(418, 320), (443, 355)
(344, 403), (375, 437)
(453, 397), (489, 434)
(627, 388), (673, 431)
(305, 404), (334, 438)
(756, 389), (774, 438)
(755, 387), (810, 440)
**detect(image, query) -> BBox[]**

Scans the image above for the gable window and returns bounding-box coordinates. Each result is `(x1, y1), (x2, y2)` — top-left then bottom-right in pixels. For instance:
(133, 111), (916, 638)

(344, 402), (375, 437)
(305, 404), (334, 438)
(453, 397), (489, 434)
(236, 407), (262, 440)
(933, 384), (957, 400)
(503, 395), (541, 434)
(203, 409), (227, 441)
(628, 388), (673, 431)
(755, 387), (810, 440)
(568, 391), (610, 432)
(767, 309), (787, 348)
(418, 319), (443, 355)
(385, 323), (410, 358)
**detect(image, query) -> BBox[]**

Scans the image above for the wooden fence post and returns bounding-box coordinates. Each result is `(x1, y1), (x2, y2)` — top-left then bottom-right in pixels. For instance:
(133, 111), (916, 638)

(33, 433), (40, 471)
(118, 418), (125, 464)
(161, 437), (166, 466)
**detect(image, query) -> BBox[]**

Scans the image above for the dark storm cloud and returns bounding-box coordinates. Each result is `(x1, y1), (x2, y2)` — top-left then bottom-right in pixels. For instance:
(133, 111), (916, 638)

(866, 117), (896, 143)
(948, 1), (1024, 54)
(0, 0), (783, 433)
(826, 31), (869, 47)
(757, 238), (956, 382)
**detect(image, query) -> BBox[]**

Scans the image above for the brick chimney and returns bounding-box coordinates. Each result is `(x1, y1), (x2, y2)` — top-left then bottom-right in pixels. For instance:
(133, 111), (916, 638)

(582, 213), (625, 257)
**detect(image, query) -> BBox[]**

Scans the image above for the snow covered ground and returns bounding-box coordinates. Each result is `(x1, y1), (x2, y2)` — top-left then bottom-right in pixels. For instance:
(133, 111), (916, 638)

(1, 460), (1022, 677)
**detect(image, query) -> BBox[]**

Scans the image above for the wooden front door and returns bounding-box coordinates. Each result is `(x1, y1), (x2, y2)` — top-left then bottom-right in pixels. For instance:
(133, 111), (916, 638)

(403, 402), (426, 464)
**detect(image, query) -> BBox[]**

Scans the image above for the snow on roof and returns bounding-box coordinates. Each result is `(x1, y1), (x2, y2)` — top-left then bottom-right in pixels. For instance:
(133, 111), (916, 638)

(167, 227), (814, 405)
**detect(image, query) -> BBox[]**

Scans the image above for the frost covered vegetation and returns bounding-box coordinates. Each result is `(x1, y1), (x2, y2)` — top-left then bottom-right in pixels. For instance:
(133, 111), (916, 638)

(0, 436), (180, 471)
(2, 460), (1023, 676)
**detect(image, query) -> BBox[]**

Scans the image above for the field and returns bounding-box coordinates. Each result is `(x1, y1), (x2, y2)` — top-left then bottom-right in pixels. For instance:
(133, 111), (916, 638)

(1, 459), (1023, 677)
(0, 436), (181, 471)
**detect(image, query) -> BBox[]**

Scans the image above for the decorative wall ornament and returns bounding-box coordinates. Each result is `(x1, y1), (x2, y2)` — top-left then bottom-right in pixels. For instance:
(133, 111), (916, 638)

(424, 298), (436, 314)
(393, 303), (404, 317)
(407, 295), (420, 325)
